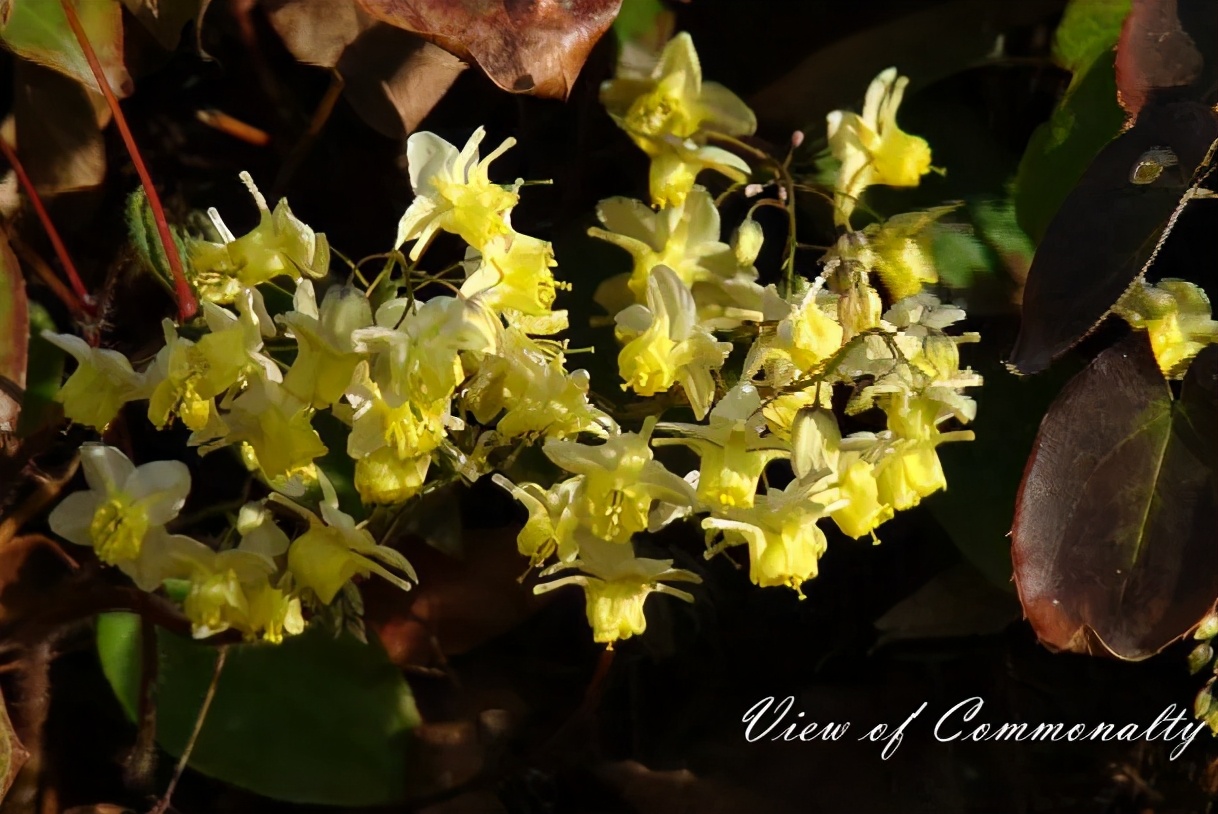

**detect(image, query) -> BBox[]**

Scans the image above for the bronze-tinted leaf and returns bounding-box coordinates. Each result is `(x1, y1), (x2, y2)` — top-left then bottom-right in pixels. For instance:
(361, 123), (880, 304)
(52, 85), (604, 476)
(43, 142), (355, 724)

(355, 0), (622, 98)
(0, 0), (132, 97)
(1012, 334), (1218, 660)
(1115, 0), (1217, 119)
(0, 233), (28, 444)
(337, 25), (467, 139)
(13, 60), (105, 195)
(0, 686), (29, 804)
(1007, 99), (1218, 374)
(264, 0), (371, 68)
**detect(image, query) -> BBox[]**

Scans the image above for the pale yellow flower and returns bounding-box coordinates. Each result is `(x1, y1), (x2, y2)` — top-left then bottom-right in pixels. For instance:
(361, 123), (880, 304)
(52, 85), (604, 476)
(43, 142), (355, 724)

(42, 333), (150, 431)
(827, 68), (932, 226)
(395, 127), (520, 259)
(279, 279), (372, 409)
(1114, 279), (1218, 378)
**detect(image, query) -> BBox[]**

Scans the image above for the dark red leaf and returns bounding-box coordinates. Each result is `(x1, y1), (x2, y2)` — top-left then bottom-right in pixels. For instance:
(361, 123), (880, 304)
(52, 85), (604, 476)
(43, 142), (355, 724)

(354, 0), (622, 99)
(1007, 99), (1218, 374)
(0, 233), (28, 446)
(1115, 0), (1217, 119)
(1012, 334), (1218, 659)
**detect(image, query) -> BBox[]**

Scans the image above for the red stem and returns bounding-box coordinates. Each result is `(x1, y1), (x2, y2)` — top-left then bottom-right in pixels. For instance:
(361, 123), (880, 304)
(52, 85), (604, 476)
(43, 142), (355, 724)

(59, 0), (197, 321)
(0, 138), (94, 317)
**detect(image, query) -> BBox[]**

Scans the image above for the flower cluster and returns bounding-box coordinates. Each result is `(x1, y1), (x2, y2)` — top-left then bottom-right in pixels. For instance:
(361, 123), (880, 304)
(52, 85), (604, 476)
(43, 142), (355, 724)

(43, 33), (980, 649)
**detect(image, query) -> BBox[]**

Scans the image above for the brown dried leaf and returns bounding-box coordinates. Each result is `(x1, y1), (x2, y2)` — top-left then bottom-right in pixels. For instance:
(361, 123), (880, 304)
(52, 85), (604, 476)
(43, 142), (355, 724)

(0, 687), (29, 805)
(1115, 0), (1214, 118)
(355, 0), (621, 98)
(264, 0), (372, 68)
(13, 60), (106, 195)
(338, 25), (466, 138)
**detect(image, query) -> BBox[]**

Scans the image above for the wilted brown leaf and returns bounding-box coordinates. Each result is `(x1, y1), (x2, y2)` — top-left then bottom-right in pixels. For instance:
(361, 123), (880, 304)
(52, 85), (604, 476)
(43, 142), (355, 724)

(0, 687), (29, 805)
(338, 26), (466, 138)
(13, 61), (106, 195)
(264, 0), (372, 68)
(355, 0), (621, 98)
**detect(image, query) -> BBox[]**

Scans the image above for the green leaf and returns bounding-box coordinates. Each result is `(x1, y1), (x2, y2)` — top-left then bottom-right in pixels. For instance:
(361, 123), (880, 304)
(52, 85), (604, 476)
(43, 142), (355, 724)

(1052, 0), (1131, 77)
(1013, 54), (1126, 243)
(0, 234), (28, 438)
(0, 0), (130, 96)
(16, 302), (64, 438)
(96, 612), (422, 806)
(613, 0), (665, 43)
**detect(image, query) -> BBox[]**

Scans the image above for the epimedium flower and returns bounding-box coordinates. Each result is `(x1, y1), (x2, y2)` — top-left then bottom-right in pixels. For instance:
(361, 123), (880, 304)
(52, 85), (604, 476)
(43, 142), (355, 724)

(615, 266), (731, 420)
(654, 383), (789, 511)
(148, 294), (278, 439)
(600, 32), (756, 207)
(189, 172), (329, 303)
(589, 187), (738, 305)
(279, 279), (373, 409)
(42, 333), (151, 431)
(463, 328), (613, 442)
(461, 232), (563, 317)
(202, 375), (328, 486)
(48, 444), (197, 590)
(827, 68), (933, 226)
(1114, 279), (1218, 378)
(702, 472), (846, 596)
(543, 417), (696, 544)
(277, 476), (417, 605)
(534, 536), (701, 646)
(168, 509), (303, 643)
(491, 474), (583, 566)
(395, 127), (521, 260)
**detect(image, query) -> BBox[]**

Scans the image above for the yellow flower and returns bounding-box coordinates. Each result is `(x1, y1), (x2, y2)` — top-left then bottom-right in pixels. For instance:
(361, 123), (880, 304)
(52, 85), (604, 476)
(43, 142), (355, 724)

(534, 537), (701, 645)
(827, 68), (932, 226)
(461, 233), (561, 317)
(492, 474), (583, 565)
(204, 376), (327, 485)
(543, 417), (696, 544)
(395, 127), (520, 260)
(874, 441), (946, 511)
(831, 457), (894, 540)
(1114, 279), (1218, 378)
(42, 333), (150, 430)
(463, 328), (613, 441)
(654, 384), (788, 511)
(190, 172), (329, 303)
(164, 502), (302, 642)
(590, 188), (736, 302)
(280, 280), (372, 409)
(48, 444), (196, 589)
(615, 266), (730, 419)
(702, 475), (843, 596)
(278, 478), (417, 605)
(601, 33), (755, 207)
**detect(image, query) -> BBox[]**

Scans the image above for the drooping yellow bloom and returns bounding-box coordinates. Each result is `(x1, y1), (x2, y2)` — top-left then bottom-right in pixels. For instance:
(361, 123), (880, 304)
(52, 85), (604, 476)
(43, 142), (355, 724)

(703, 473), (844, 596)
(543, 417), (696, 544)
(589, 188), (737, 303)
(492, 474), (583, 565)
(831, 456), (894, 540)
(205, 376), (328, 485)
(279, 478), (417, 605)
(461, 233), (562, 317)
(463, 328), (613, 442)
(827, 68), (933, 226)
(534, 537), (701, 645)
(42, 333), (150, 430)
(601, 33), (756, 207)
(395, 127), (520, 260)
(615, 266), (730, 419)
(1114, 279), (1218, 378)
(48, 444), (197, 589)
(189, 172), (329, 303)
(654, 384), (788, 511)
(280, 280), (372, 409)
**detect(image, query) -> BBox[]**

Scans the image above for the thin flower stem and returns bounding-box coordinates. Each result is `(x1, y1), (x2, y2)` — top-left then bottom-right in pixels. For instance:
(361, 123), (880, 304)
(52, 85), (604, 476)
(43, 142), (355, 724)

(59, 0), (198, 321)
(151, 645), (229, 814)
(0, 139), (94, 316)
(708, 133), (799, 295)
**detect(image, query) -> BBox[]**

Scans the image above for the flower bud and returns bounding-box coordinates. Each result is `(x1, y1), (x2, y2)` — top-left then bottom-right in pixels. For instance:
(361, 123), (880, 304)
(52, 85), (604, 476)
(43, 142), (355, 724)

(733, 218), (765, 267)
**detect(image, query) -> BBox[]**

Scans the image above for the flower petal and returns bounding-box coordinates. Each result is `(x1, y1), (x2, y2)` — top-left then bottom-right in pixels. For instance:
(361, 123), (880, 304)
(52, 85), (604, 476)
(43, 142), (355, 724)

(80, 444), (135, 494)
(48, 490), (103, 547)
(127, 460), (191, 524)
